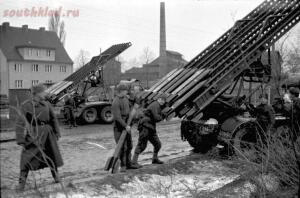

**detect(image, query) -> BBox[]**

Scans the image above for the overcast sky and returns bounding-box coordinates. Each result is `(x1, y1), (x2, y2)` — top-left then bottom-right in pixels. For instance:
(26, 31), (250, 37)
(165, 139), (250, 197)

(1, 0), (266, 70)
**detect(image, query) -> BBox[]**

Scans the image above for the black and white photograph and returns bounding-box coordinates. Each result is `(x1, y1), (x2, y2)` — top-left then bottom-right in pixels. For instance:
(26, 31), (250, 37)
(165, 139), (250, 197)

(0, 0), (300, 197)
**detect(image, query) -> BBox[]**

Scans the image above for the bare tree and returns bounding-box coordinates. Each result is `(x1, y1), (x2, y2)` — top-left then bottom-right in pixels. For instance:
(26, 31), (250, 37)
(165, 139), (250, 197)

(285, 44), (300, 74)
(139, 47), (156, 64)
(230, 10), (238, 23)
(276, 24), (300, 73)
(48, 11), (66, 46)
(126, 57), (141, 69)
(137, 47), (155, 88)
(74, 49), (91, 71)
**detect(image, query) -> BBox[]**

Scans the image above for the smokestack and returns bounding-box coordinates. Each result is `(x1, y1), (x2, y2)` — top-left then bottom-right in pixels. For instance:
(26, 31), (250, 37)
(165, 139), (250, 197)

(22, 25), (28, 29)
(160, 2), (166, 57)
(1, 22), (10, 32)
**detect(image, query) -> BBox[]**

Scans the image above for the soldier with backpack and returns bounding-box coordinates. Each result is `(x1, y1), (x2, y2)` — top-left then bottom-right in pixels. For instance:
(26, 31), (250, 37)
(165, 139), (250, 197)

(131, 94), (167, 167)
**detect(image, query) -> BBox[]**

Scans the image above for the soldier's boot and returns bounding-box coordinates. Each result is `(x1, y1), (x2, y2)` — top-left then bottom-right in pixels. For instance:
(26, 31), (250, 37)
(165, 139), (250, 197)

(51, 168), (61, 183)
(152, 153), (163, 164)
(72, 119), (78, 127)
(130, 153), (142, 168)
(68, 121), (73, 129)
(120, 166), (127, 173)
(16, 170), (28, 192)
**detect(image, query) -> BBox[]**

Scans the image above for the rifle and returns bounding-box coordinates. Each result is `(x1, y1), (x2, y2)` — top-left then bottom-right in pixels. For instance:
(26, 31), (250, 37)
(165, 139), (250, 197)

(104, 130), (127, 173)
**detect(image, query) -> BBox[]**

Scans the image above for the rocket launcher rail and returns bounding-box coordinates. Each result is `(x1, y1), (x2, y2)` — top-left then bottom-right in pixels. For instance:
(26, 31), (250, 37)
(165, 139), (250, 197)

(141, 0), (300, 122)
(46, 42), (132, 103)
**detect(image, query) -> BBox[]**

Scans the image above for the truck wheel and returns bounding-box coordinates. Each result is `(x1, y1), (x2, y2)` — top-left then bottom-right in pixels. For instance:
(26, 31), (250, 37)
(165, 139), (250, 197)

(82, 107), (97, 123)
(233, 126), (258, 160)
(181, 120), (215, 153)
(100, 106), (113, 123)
(186, 133), (213, 153)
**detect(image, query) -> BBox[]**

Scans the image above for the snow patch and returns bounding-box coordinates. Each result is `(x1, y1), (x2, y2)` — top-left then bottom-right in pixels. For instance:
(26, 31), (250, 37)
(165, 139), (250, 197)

(97, 173), (239, 197)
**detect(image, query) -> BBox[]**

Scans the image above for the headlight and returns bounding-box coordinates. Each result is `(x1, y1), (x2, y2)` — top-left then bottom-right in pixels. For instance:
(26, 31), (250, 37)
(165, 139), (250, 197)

(201, 118), (218, 134)
(205, 118), (218, 125)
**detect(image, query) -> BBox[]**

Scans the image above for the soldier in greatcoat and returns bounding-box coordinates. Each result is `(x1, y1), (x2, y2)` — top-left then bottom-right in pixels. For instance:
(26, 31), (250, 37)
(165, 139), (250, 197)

(111, 84), (139, 172)
(15, 84), (64, 191)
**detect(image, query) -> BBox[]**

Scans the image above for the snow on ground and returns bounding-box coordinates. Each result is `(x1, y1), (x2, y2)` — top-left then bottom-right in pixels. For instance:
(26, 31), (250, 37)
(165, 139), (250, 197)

(52, 157), (241, 198)
(1, 121), (245, 197)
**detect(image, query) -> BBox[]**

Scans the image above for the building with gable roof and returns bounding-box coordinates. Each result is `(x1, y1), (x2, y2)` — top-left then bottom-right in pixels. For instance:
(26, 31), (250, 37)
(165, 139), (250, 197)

(0, 22), (73, 98)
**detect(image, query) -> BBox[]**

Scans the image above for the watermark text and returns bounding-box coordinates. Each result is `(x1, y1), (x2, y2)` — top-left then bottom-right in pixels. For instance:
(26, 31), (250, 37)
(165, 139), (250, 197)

(3, 7), (79, 18)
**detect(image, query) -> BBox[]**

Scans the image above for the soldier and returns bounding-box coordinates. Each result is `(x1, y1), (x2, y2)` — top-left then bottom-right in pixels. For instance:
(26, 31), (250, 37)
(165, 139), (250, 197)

(15, 84), (63, 191)
(253, 94), (275, 133)
(64, 92), (77, 128)
(127, 85), (143, 126)
(89, 70), (98, 87)
(283, 87), (300, 196)
(111, 84), (139, 172)
(284, 87), (300, 139)
(132, 94), (167, 167)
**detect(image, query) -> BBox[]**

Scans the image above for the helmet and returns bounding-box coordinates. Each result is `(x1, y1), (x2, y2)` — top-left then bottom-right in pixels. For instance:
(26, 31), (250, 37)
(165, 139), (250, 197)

(31, 84), (46, 95)
(117, 84), (128, 91)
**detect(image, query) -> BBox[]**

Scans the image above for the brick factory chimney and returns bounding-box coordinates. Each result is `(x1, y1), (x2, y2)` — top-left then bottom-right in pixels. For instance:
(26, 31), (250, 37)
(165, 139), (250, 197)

(1, 22), (10, 32)
(159, 2), (168, 78)
(160, 2), (166, 57)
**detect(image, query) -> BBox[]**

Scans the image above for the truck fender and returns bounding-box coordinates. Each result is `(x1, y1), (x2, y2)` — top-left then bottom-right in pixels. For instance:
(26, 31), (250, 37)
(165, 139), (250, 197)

(219, 116), (257, 141)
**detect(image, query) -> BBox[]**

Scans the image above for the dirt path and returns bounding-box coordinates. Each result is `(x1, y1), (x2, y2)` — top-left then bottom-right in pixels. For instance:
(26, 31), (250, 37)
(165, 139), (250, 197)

(0, 121), (248, 197)
(1, 122), (188, 188)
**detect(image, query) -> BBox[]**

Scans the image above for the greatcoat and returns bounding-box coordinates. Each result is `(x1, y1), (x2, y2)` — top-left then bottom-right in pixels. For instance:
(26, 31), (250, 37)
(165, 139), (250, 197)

(15, 99), (63, 171)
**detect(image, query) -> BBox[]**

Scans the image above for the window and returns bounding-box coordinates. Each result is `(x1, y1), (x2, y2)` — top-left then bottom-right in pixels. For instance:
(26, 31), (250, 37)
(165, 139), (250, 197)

(28, 49), (33, 56)
(15, 80), (23, 88)
(46, 50), (51, 56)
(60, 65), (66, 72)
(32, 64), (39, 72)
(45, 65), (52, 72)
(32, 80), (39, 86)
(45, 80), (52, 84)
(14, 64), (22, 72)
(36, 49), (40, 56)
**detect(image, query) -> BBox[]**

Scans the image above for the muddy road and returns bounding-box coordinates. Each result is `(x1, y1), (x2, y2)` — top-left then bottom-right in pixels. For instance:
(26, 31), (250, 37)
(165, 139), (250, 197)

(1, 121), (190, 188)
(1, 121), (247, 197)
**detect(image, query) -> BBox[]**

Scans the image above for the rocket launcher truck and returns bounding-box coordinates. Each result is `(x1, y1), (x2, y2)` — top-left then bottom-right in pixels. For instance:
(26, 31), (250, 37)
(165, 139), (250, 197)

(139, 0), (300, 156)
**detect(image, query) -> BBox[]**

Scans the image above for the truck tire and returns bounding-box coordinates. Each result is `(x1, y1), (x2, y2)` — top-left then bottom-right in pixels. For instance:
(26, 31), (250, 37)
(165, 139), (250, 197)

(232, 125), (258, 160)
(181, 120), (216, 153)
(100, 106), (113, 124)
(82, 107), (97, 123)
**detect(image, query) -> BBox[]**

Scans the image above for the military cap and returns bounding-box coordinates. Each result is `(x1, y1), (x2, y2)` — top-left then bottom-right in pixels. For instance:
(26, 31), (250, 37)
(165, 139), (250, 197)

(117, 84), (128, 91)
(31, 84), (46, 95)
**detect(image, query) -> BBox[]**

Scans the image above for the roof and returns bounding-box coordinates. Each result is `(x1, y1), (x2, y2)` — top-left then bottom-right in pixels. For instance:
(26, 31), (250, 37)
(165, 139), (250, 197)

(150, 53), (187, 65)
(125, 67), (143, 73)
(0, 23), (73, 64)
(166, 50), (182, 56)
